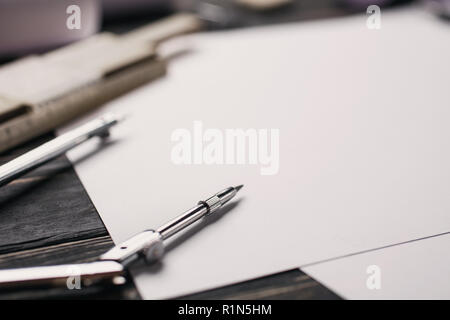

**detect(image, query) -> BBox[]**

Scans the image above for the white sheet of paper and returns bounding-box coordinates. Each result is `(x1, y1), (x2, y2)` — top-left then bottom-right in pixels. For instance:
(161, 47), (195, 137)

(303, 232), (450, 299)
(62, 7), (450, 299)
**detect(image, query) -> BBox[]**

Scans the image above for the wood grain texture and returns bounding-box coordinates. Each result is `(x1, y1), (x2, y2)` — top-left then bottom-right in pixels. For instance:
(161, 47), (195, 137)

(0, 135), (108, 255)
(0, 0), (402, 300)
(0, 134), (340, 300)
(180, 270), (340, 300)
(0, 1), (389, 299)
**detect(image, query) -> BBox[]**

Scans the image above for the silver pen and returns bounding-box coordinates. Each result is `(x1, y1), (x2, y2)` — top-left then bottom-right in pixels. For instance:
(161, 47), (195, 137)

(0, 185), (243, 290)
(0, 113), (123, 188)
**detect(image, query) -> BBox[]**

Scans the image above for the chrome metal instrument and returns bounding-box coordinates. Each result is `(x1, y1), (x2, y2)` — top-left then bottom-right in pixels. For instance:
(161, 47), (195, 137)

(0, 185), (243, 290)
(0, 113), (123, 188)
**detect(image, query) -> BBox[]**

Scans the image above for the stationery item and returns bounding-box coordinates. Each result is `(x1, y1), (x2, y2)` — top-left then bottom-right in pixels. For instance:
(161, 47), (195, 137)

(63, 6), (450, 299)
(0, 186), (242, 290)
(303, 232), (450, 299)
(0, 113), (122, 188)
(0, 13), (202, 153)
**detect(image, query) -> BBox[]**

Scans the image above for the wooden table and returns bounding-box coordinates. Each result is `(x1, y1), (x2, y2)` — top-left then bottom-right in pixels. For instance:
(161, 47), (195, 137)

(0, 1), (369, 298)
(0, 135), (340, 299)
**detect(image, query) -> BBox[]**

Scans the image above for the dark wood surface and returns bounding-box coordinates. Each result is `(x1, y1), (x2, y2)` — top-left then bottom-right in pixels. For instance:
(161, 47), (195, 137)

(0, 134), (341, 300)
(0, 1), (367, 299)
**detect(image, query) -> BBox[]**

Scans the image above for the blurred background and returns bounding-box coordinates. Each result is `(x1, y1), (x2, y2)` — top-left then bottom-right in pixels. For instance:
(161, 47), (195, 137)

(1, 0), (449, 61)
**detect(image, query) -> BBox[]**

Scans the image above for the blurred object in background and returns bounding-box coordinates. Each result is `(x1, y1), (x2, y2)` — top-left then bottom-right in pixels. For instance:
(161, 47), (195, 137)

(235, 0), (293, 10)
(175, 0), (344, 29)
(422, 0), (450, 18)
(339, 0), (394, 9)
(0, 0), (174, 58)
(0, 0), (417, 59)
(174, 0), (410, 29)
(102, 0), (173, 19)
(0, 0), (101, 57)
